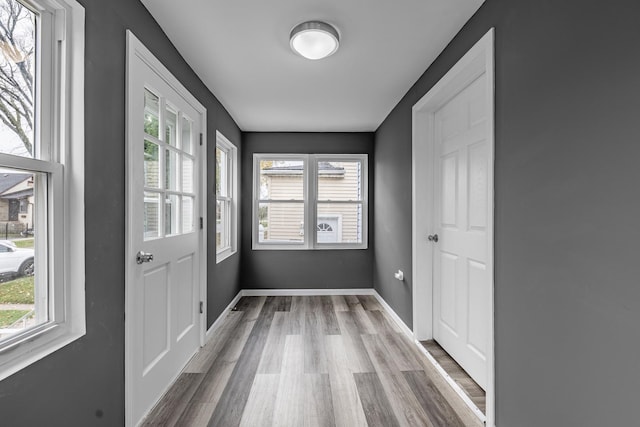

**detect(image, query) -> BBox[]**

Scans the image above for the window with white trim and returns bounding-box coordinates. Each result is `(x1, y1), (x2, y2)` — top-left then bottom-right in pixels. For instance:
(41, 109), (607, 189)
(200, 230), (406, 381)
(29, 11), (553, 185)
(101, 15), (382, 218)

(0, 0), (85, 381)
(215, 131), (237, 262)
(253, 154), (367, 250)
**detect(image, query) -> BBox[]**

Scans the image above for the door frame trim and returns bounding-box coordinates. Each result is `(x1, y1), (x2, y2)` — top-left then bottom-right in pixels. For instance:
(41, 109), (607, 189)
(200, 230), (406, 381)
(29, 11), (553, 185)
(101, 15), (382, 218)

(124, 30), (208, 427)
(411, 28), (495, 426)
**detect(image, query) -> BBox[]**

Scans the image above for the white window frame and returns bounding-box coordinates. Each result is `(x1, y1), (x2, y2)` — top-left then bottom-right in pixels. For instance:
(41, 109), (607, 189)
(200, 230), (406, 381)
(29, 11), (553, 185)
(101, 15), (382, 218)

(252, 153), (368, 250)
(0, 0), (85, 381)
(215, 131), (237, 263)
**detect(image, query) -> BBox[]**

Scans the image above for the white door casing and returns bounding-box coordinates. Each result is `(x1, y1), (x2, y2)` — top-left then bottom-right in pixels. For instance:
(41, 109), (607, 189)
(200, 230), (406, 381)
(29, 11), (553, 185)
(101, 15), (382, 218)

(412, 29), (495, 426)
(126, 31), (207, 427)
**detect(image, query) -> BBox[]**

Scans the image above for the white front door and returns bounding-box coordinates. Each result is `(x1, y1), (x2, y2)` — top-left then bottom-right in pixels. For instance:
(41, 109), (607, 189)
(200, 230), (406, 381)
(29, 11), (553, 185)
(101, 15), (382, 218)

(126, 33), (205, 426)
(432, 73), (490, 389)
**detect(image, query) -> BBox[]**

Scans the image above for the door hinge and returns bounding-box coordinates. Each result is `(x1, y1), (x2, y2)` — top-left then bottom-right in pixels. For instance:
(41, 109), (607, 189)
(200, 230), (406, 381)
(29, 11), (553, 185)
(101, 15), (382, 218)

(199, 301), (204, 314)
(200, 217), (203, 229)
(199, 133), (203, 146)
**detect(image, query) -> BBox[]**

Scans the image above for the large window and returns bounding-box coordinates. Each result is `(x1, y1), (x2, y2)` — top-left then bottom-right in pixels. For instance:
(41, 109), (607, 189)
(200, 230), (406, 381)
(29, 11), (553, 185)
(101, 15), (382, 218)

(216, 131), (237, 262)
(0, 0), (84, 380)
(253, 154), (367, 250)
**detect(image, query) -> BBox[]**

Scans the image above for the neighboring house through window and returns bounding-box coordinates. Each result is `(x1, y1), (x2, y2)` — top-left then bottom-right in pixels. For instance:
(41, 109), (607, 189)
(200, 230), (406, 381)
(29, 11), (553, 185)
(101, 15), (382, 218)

(215, 131), (238, 262)
(0, 0), (85, 381)
(253, 154), (367, 250)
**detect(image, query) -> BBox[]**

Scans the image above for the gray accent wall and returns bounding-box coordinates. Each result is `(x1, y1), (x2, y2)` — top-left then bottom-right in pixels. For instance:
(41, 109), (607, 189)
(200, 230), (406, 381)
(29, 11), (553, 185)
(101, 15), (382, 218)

(241, 132), (374, 289)
(0, 0), (242, 425)
(374, 0), (640, 425)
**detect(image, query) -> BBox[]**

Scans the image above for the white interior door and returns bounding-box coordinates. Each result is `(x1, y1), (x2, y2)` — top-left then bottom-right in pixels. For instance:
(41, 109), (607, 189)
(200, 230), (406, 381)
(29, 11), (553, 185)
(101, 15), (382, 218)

(126, 33), (205, 426)
(432, 73), (490, 389)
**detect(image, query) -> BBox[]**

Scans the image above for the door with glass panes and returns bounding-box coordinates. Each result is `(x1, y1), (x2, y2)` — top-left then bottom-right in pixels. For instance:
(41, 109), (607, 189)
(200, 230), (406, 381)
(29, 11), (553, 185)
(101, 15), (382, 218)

(126, 33), (204, 425)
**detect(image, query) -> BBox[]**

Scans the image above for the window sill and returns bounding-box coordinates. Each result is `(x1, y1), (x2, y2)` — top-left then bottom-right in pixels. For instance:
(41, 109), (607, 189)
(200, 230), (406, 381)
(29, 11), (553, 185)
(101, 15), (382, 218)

(0, 325), (85, 381)
(216, 248), (236, 264)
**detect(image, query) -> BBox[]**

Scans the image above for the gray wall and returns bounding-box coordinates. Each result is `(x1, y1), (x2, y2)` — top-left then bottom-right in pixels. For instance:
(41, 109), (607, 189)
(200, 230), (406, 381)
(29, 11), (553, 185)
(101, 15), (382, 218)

(241, 132), (374, 289)
(0, 0), (242, 425)
(374, 0), (640, 425)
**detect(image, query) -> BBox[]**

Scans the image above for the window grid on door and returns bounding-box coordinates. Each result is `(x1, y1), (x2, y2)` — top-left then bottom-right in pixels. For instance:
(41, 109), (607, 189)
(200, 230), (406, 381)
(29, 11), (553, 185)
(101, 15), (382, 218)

(143, 87), (196, 240)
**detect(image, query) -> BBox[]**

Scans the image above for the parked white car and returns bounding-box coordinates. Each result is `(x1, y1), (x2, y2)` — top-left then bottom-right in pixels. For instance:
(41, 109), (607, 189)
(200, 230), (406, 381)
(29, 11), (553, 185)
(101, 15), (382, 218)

(0, 240), (34, 276)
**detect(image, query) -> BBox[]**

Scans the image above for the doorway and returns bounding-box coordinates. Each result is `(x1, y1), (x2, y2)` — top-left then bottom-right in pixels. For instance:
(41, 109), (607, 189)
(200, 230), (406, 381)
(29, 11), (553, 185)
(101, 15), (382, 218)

(125, 31), (207, 426)
(412, 28), (495, 426)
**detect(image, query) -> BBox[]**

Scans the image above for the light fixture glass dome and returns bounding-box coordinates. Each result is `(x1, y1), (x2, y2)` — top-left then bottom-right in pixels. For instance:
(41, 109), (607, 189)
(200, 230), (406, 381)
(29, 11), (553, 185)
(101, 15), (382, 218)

(290, 21), (339, 60)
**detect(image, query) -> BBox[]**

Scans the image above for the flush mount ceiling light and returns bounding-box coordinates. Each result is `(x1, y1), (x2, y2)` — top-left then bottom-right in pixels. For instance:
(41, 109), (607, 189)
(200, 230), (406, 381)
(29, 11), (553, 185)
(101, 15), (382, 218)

(290, 21), (340, 60)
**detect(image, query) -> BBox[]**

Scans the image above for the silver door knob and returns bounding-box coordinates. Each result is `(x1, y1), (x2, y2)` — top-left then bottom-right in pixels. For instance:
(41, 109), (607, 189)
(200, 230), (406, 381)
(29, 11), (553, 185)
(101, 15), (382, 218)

(136, 251), (154, 264)
(427, 234), (439, 243)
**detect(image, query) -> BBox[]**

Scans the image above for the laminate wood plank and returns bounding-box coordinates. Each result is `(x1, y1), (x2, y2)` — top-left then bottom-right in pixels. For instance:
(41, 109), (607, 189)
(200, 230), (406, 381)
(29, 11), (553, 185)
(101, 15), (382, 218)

(257, 311), (288, 374)
(184, 311), (245, 374)
(375, 331), (424, 372)
(366, 308), (401, 333)
(287, 295), (305, 334)
(353, 372), (401, 427)
(304, 310), (329, 374)
(141, 372), (203, 426)
(176, 361), (235, 424)
(325, 335), (368, 427)
(344, 295), (364, 311)
(362, 334), (434, 427)
(273, 334), (305, 426)
(273, 295), (292, 312)
(239, 373), (280, 427)
(357, 294), (383, 311)
(319, 295), (341, 335)
(352, 307), (377, 335)
(304, 373), (336, 427)
(403, 370), (466, 427)
(174, 403), (216, 427)
(335, 311), (375, 373)
(330, 295), (349, 312)
(207, 297), (278, 427)
(232, 296), (265, 315)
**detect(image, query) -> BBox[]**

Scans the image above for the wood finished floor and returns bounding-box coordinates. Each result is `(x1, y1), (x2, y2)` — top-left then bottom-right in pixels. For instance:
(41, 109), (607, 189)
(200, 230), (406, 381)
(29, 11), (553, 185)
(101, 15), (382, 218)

(420, 340), (486, 414)
(142, 295), (482, 427)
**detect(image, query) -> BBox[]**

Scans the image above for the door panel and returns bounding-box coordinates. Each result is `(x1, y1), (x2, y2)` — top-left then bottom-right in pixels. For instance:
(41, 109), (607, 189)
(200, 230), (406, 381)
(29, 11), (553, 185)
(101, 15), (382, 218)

(433, 73), (489, 389)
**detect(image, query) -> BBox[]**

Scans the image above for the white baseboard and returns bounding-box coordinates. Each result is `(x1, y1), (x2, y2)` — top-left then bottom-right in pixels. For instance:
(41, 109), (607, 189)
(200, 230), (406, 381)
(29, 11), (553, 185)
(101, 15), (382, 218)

(205, 290), (243, 341)
(241, 288), (376, 297)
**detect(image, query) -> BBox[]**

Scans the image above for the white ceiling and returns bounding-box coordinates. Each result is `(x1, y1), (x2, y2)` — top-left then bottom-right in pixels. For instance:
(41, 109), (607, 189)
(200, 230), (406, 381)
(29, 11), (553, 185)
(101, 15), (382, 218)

(141, 0), (484, 132)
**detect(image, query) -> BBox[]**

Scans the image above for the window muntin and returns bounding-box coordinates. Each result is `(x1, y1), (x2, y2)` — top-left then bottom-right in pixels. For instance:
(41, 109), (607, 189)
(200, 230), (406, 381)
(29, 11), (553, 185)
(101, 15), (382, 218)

(253, 154), (367, 250)
(215, 131), (237, 262)
(142, 86), (196, 240)
(0, 0), (85, 381)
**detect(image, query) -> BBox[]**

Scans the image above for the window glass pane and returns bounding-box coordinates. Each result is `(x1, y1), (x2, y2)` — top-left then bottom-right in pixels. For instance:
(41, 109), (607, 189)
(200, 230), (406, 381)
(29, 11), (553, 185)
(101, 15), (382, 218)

(0, 1), (36, 158)
(144, 140), (159, 188)
(216, 199), (228, 251)
(317, 203), (363, 244)
(317, 161), (362, 201)
(182, 156), (194, 194)
(182, 196), (194, 233)
(165, 194), (179, 236)
(216, 147), (227, 196)
(258, 202), (304, 243)
(165, 106), (177, 146)
(259, 160), (304, 201)
(144, 89), (159, 138)
(144, 191), (160, 239)
(165, 149), (179, 191)
(181, 117), (192, 154)
(0, 169), (46, 342)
